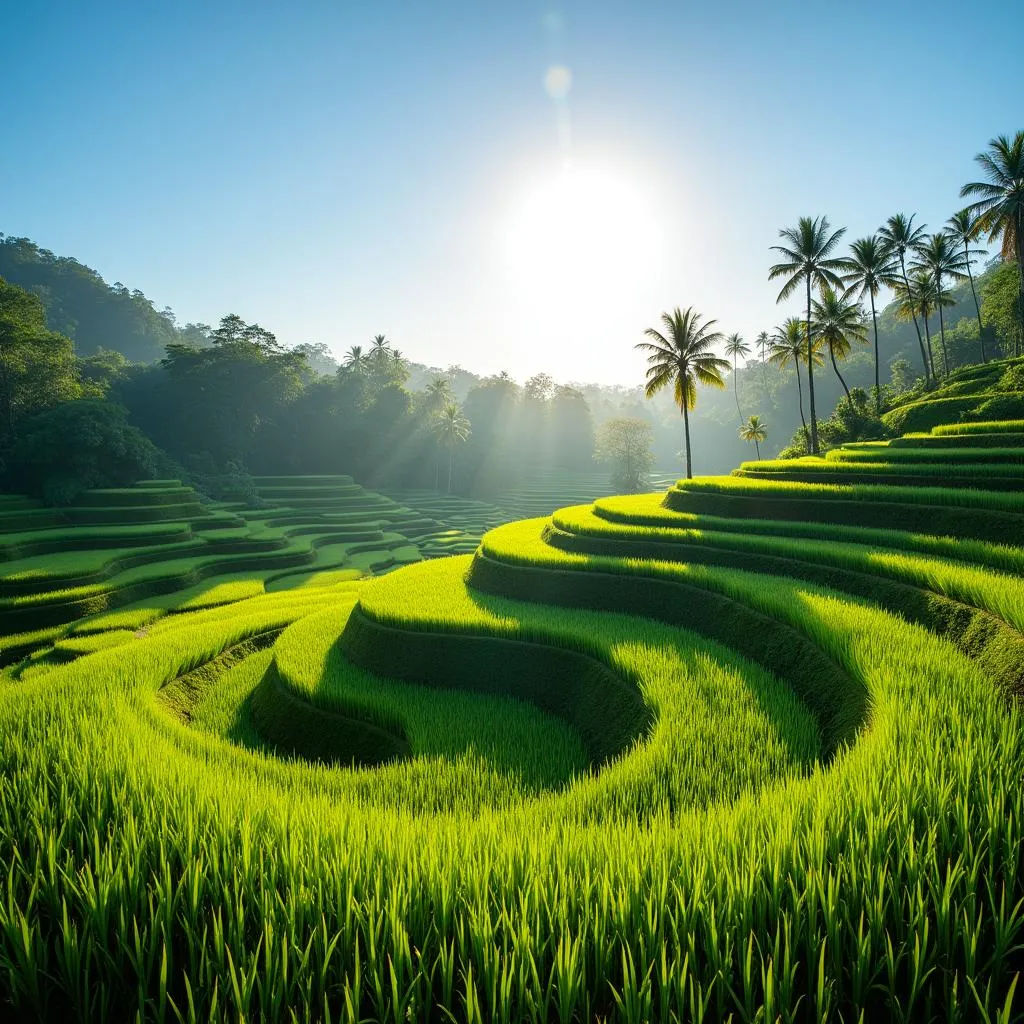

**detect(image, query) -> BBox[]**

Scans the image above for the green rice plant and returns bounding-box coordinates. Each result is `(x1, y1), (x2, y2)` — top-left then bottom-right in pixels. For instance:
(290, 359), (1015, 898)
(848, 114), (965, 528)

(1, 462), (1023, 1022)
(883, 393), (1024, 434)
(661, 476), (1024, 542)
(736, 457), (1024, 487)
(891, 432), (1024, 448)
(932, 420), (1024, 435)
(827, 445), (1024, 464)
(590, 492), (1024, 573)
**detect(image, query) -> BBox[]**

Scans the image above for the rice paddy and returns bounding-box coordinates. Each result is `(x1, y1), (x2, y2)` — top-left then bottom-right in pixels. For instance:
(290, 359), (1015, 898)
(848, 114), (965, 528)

(1, 418), (1023, 1021)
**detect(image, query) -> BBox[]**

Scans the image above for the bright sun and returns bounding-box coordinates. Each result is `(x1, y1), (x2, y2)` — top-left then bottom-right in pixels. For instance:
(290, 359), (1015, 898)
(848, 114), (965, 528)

(502, 165), (661, 315)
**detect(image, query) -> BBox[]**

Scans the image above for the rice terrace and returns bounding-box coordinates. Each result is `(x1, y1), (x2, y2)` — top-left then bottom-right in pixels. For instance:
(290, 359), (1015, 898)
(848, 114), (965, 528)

(2, 3), (1024, 1022)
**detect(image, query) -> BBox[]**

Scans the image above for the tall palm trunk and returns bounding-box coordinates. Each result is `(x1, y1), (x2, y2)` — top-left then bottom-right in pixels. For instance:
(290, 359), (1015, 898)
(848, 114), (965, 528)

(962, 240), (986, 362)
(830, 344), (852, 405)
(681, 402), (692, 479)
(794, 363), (807, 433)
(869, 291), (881, 415)
(448, 450), (453, 493)
(754, 437), (761, 460)
(732, 356), (743, 423)
(805, 278), (818, 454)
(901, 255), (930, 382)
(922, 311), (936, 379)
(935, 274), (950, 376)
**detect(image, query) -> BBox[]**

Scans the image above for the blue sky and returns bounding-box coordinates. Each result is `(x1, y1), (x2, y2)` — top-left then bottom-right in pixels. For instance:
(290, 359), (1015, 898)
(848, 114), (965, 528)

(2, 0), (1020, 384)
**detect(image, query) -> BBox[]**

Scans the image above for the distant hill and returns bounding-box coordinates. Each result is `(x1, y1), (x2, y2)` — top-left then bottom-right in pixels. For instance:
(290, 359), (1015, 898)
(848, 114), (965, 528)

(0, 235), (181, 362)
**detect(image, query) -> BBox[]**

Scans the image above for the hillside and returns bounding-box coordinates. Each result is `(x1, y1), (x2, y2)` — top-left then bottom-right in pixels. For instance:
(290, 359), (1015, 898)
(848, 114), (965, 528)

(1, 383), (1022, 1019)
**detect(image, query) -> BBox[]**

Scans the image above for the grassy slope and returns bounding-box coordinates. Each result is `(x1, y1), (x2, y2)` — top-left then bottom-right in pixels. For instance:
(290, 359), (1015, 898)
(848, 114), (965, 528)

(1, 394), (1024, 1021)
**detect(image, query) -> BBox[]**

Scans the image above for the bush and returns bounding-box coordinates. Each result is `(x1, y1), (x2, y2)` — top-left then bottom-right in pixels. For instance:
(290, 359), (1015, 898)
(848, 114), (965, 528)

(3, 400), (163, 504)
(779, 391), (889, 458)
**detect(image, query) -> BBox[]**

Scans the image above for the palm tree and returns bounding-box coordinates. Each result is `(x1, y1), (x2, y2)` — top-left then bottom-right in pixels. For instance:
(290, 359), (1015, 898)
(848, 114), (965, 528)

(767, 318), (822, 436)
(947, 208), (989, 363)
(343, 345), (364, 371)
(811, 286), (868, 406)
(369, 334), (391, 367)
(879, 214), (930, 382)
(433, 401), (471, 493)
(843, 235), (900, 413)
(424, 377), (453, 487)
(724, 333), (751, 423)
(960, 132), (1024, 338)
(424, 376), (452, 412)
(755, 330), (770, 392)
(896, 271), (952, 380)
(635, 307), (728, 479)
(769, 216), (851, 454)
(911, 233), (967, 378)
(739, 415), (768, 460)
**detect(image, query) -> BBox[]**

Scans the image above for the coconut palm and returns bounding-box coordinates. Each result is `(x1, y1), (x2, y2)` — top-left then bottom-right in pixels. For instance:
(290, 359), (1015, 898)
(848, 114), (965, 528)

(910, 233), (967, 378)
(369, 334), (391, 367)
(946, 208), (989, 362)
(811, 286), (868, 406)
(843, 235), (900, 413)
(896, 271), (953, 380)
(424, 376), (452, 412)
(879, 214), (931, 381)
(960, 132), (1024, 336)
(635, 307), (728, 479)
(424, 377), (453, 487)
(767, 318), (822, 436)
(433, 401), (471, 493)
(755, 330), (770, 391)
(343, 345), (364, 371)
(724, 333), (751, 423)
(769, 216), (852, 454)
(739, 414), (768, 460)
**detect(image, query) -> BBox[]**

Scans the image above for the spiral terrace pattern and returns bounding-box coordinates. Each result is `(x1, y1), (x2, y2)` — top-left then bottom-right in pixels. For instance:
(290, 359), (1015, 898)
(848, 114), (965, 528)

(1, 416), (1024, 1020)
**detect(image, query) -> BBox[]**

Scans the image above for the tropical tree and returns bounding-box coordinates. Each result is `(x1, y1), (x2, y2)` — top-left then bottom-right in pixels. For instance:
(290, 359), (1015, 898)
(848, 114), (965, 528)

(369, 334), (391, 367)
(895, 271), (952, 380)
(843, 235), (899, 413)
(755, 330), (770, 391)
(960, 131), (1024, 336)
(769, 216), (851, 454)
(910, 233), (967, 377)
(424, 376), (452, 413)
(433, 401), (471, 493)
(423, 376), (453, 487)
(811, 286), (868, 406)
(767, 318), (821, 436)
(594, 417), (655, 492)
(343, 345), (364, 371)
(879, 214), (930, 382)
(723, 333), (751, 423)
(947, 208), (989, 361)
(739, 414), (768, 460)
(635, 307), (728, 479)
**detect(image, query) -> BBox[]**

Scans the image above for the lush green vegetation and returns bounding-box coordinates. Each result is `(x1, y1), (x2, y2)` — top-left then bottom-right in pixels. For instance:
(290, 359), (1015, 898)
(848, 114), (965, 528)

(2, 342), (1024, 1020)
(1, 127), (1023, 1022)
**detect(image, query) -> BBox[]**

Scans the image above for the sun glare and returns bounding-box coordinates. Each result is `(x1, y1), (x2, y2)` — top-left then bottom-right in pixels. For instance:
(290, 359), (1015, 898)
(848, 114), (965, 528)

(502, 165), (662, 320)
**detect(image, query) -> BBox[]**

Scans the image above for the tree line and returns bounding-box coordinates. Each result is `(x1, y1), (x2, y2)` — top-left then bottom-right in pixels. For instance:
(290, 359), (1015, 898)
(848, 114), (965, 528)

(635, 131), (1023, 474)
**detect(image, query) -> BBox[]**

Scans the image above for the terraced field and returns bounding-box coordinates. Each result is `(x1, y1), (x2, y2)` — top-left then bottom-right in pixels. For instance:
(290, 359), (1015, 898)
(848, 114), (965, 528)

(1, 420), (1023, 1020)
